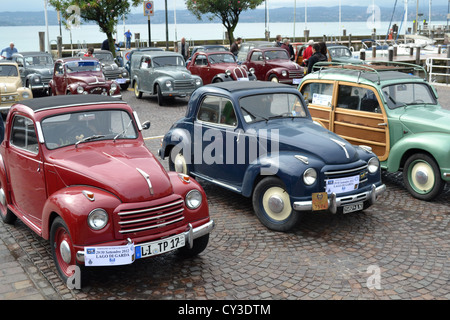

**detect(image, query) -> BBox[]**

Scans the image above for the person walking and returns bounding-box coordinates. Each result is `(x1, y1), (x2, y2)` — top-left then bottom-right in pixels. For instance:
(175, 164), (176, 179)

(307, 43), (327, 74)
(1, 42), (18, 60)
(230, 37), (242, 57)
(124, 30), (132, 49)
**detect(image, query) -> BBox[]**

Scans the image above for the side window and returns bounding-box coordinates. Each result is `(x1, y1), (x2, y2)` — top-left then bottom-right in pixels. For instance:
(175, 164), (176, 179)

(300, 82), (334, 106)
(54, 62), (64, 75)
(194, 55), (207, 66)
(140, 57), (151, 68)
(10, 115), (39, 154)
(251, 52), (263, 62)
(197, 96), (237, 126)
(337, 85), (381, 113)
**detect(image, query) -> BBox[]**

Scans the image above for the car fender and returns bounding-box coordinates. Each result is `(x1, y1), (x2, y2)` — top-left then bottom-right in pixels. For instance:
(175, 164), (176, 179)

(0, 154), (10, 203)
(386, 132), (450, 175)
(160, 127), (192, 160)
(241, 152), (314, 198)
(16, 86), (33, 99)
(166, 172), (210, 224)
(25, 73), (39, 87)
(212, 73), (233, 83)
(264, 67), (287, 81)
(41, 186), (121, 244)
(66, 82), (84, 94)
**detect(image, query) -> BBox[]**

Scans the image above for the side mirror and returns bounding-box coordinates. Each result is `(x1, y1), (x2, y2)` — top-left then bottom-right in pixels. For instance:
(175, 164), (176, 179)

(141, 121), (151, 130)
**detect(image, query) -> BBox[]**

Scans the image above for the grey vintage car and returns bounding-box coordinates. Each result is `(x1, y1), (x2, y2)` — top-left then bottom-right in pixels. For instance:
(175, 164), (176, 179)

(130, 51), (203, 106)
(11, 51), (54, 95)
(76, 50), (130, 90)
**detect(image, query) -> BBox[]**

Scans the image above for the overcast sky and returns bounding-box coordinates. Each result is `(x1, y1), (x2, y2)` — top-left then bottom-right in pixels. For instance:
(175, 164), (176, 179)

(1, 0), (449, 12)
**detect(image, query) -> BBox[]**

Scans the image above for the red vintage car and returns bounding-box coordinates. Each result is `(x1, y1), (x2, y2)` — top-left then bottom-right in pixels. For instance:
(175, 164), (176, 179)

(49, 57), (121, 98)
(0, 95), (214, 286)
(187, 51), (256, 84)
(242, 47), (304, 85)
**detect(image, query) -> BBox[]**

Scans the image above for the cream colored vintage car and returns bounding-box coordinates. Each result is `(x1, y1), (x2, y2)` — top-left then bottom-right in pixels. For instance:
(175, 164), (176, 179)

(0, 61), (33, 115)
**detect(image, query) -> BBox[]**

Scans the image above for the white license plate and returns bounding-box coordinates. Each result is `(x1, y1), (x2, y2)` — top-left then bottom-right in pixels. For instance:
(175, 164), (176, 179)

(343, 202), (364, 214)
(115, 78), (127, 84)
(135, 234), (185, 259)
(293, 78), (302, 84)
(326, 175), (360, 195)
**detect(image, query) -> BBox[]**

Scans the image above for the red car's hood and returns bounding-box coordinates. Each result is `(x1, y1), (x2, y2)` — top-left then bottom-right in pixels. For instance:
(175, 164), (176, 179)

(266, 59), (300, 69)
(48, 142), (173, 202)
(68, 71), (107, 85)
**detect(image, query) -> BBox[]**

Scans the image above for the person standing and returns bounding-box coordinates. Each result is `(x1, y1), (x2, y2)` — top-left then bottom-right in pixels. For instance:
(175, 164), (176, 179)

(307, 43), (327, 74)
(1, 42), (18, 60)
(230, 37), (242, 57)
(124, 30), (132, 49)
(302, 40), (314, 63)
(84, 47), (94, 57)
(275, 35), (282, 47)
(178, 37), (190, 62)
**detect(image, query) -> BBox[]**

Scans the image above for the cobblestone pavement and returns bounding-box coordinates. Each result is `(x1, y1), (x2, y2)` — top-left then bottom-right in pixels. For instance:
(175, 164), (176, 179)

(0, 87), (449, 301)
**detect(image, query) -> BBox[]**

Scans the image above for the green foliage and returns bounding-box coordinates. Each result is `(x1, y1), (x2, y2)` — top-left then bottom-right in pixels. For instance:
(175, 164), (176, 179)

(185, 0), (265, 45)
(49, 0), (141, 56)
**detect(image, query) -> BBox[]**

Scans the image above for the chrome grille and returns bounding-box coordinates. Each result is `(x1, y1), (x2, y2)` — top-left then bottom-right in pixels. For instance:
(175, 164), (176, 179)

(174, 80), (195, 91)
(117, 198), (185, 234)
(0, 94), (19, 104)
(324, 164), (369, 183)
(289, 70), (303, 79)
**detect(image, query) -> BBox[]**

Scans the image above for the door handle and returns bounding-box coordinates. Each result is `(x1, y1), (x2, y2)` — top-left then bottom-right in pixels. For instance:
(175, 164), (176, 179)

(377, 123), (387, 126)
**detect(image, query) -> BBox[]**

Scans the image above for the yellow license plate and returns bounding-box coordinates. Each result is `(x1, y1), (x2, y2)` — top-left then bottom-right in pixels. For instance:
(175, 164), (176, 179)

(312, 192), (328, 211)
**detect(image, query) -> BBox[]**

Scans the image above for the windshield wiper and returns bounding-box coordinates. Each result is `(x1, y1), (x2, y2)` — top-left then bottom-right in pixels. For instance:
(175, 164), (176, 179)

(75, 135), (105, 147)
(240, 106), (268, 121)
(114, 120), (133, 141)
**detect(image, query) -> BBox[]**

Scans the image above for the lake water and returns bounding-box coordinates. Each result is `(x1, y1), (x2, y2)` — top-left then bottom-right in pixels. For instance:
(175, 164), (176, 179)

(1, 21), (447, 52)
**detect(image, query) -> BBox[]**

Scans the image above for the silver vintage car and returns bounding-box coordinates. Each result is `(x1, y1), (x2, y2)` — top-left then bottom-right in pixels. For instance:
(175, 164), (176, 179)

(130, 51), (203, 106)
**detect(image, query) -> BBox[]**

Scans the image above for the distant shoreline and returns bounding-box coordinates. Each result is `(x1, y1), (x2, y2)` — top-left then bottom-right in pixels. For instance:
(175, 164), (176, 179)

(1, 5), (449, 27)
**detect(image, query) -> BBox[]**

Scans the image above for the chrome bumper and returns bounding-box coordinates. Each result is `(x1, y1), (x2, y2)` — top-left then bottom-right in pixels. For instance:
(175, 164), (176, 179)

(293, 184), (386, 214)
(76, 220), (214, 263)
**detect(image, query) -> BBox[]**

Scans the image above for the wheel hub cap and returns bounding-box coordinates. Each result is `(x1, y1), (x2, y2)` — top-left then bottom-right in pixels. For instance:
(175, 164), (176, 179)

(268, 195), (284, 213)
(415, 169), (429, 185)
(60, 240), (72, 264)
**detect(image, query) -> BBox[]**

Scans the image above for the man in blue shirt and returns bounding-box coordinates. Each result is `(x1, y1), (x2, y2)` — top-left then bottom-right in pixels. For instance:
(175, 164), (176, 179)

(1, 42), (18, 60)
(124, 30), (132, 49)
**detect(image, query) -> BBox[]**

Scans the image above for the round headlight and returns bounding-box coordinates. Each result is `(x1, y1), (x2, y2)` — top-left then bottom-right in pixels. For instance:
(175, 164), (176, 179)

(249, 67), (255, 74)
(77, 86), (84, 94)
(122, 72), (128, 77)
(33, 77), (41, 83)
(303, 168), (317, 186)
(110, 83), (118, 91)
(368, 157), (380, 173)
(185, 189), (202, 210)
(22, 92), (30, 99)
(88, 209), (109, 230)
(165, 80), (172, 87)
(282, 70), (287, 77)
(225, 69), (232, 76)
(195, 78), (202, 86)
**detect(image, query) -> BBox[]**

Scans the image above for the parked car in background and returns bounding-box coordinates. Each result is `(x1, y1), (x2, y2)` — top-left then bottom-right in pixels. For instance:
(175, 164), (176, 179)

(0, 61), (32, 116)
(0, 95), (214, 285)
(159, 81), (385, 232)
(11, 51), (54, 95)
(295, 43), (363, 67)
(130, 51), (202, 106)
(298, 62), (450, 200)
(124, 47), (164, 74)
(48, 57), (121, 98)
(242, 47), (304, 85)
(186, 45), (228, 66)
(187, 51), (256, 84)
(237, 41), (276, 62)
(77, 50), (130, 90)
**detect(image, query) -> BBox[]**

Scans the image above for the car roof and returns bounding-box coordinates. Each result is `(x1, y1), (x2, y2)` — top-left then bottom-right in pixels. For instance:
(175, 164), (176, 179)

(205, 81), (295, 93)
(132, 51), (181, 58)
(12, 51), (51, 56)
(17, 95), (126, 113)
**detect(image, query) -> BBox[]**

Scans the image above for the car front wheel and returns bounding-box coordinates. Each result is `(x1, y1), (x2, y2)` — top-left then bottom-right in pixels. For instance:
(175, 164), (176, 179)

(252, 177), (301, 232)
(403, 153), (445, 201)
(134, 81), (142, 99)
(0, 187), (16, 224)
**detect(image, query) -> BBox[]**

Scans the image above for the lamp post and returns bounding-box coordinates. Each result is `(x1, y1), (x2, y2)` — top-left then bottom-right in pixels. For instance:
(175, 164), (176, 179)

(44, 0), (50, 53)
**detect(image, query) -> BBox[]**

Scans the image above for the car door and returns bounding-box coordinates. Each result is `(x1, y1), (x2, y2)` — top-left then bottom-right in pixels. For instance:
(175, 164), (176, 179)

(6, 114), (46, 233)
(138, 56), (153, 93)
(333, 82), (390, 161)
(299, 80), (336, 130)
(193, 95), (244, 189)
(246, 51), (265, 80)
(190, 54), (210, 84)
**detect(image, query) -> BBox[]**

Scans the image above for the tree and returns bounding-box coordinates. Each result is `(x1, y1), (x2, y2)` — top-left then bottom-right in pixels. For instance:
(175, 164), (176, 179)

(49, 0), (141, 57)
(185, 0), (265, 47)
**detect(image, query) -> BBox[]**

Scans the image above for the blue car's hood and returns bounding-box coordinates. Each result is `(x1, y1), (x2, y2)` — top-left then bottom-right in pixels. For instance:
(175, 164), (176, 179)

(250, 119), (358, 164)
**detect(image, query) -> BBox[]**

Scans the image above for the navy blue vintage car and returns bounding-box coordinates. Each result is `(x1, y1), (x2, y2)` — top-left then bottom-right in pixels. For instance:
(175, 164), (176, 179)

(159, 81), (386, 231)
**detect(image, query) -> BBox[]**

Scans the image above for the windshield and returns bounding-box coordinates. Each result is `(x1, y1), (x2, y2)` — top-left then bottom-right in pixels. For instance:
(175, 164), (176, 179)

(208, 53), (236, 64)
(65, 60), (101, 73)
(93, 53), (114, 61)
(41, 110), (138, 149)
(329, 47), (352, 58)
(153, 56), (185, 67)
(24, 55), (53, 66)
(239, 93), (307, 123)
(265, 50), (289, 60)
(0, 65), (18, 76)
(382, 83), (437, 109)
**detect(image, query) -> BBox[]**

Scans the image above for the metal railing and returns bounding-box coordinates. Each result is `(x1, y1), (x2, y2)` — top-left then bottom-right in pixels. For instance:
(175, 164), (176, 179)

(426, 57), (450, 86)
